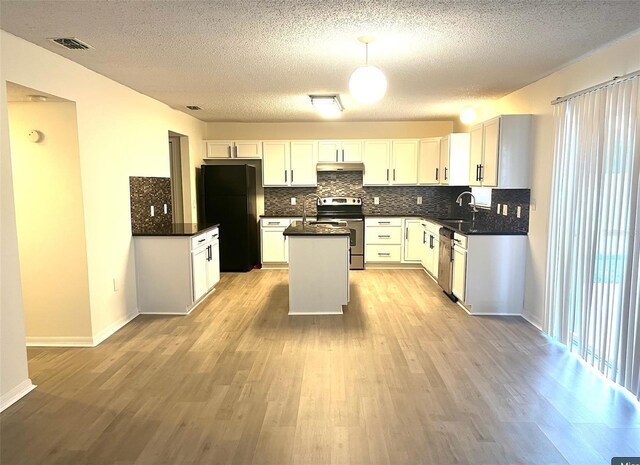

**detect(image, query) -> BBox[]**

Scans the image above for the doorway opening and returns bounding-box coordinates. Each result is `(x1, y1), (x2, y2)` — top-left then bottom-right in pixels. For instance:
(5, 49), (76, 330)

(168, 131), (191, 224)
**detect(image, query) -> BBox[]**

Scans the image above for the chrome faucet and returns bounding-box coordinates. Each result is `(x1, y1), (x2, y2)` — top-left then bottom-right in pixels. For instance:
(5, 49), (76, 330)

(302, 193), (321, 225)
(456, 191), (479, 222)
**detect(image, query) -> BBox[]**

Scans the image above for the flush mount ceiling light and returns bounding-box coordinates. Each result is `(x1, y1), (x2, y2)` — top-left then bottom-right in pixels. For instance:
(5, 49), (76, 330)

(309, 95), (343, 118)
(460, 107), (478, 124)
(349, 36), (387, 104)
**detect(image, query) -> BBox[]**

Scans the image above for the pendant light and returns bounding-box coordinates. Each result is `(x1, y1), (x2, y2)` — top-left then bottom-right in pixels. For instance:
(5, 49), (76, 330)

(349, 36), (387, 104)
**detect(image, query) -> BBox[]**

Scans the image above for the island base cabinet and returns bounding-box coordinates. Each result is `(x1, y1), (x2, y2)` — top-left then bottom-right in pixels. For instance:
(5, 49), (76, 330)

(456, 235), (526, 315)
(288, 236), (349, 315)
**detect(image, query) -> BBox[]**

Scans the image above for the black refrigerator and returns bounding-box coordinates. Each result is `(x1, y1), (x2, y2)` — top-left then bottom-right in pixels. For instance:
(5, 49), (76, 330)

(200, 165), (259, 272)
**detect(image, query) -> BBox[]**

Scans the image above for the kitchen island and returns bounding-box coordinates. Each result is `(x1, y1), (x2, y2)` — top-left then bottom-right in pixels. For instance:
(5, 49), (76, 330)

(283, 221), (350, 315)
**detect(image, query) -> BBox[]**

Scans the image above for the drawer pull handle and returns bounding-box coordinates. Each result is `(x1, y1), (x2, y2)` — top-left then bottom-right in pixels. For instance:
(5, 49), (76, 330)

(197, 238), (206, 243)
(378, 235), (391, 238)
(378, 221), (391, 224)
(378, 253), (391, 257)
(268, 222), (279, 225)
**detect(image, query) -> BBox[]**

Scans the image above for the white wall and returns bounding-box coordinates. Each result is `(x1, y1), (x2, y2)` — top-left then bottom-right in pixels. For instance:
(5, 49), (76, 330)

(0, 71), (33, 410)
(1, 30), (207, 402)
(8, 101), (93, 344)
(480, 30), (640, 327)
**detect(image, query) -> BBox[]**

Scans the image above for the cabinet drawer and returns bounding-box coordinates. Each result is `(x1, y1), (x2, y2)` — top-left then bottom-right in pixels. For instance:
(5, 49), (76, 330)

(365, 245), (402, 262)
(365, 217), (402, 227)
(366, 226), (402, 244)
(454, 233), (467, 250)
(206, 228), (219, 242)
(191, 233), (208, 249)
(261, 218), (290, 228)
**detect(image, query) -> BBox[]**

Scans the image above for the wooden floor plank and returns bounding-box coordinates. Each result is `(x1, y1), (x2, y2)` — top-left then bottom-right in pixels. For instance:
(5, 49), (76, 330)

(2, 269), (639, 465)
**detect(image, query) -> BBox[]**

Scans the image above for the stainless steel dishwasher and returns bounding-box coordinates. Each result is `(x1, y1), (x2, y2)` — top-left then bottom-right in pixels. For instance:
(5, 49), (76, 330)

(437, 227), (457, 302)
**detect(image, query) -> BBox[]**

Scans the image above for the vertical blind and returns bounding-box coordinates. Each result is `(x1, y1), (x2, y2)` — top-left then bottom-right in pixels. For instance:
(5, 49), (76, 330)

(545, 73), (640, 399)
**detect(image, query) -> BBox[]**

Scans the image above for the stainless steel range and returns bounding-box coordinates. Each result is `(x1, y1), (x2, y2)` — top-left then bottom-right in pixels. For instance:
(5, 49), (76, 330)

(316, 197), (364, 270)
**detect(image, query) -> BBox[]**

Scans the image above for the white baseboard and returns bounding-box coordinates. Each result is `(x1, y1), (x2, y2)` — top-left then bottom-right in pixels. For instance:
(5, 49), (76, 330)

(0, 379), (36, 412)
(26, 336), (94, 347)
(26, 312), (139, 348)
(521, 311), (543, 331)
(92, 312), (139, 346)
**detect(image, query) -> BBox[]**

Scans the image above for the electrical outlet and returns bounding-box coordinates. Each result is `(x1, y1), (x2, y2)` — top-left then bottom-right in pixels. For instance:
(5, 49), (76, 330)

(163, 203), (168, 214)
(113, 278), (118, 292)
(290, 197), (296, 205)
(497, 203), (501, 214)
(417, 196), (422, 205)
(374, 197), (380, 205)
(502, 204), (508, 216)
(530, 199), (536, 211)
(517, 206), (522, 218)
(150, 205), (155, 216)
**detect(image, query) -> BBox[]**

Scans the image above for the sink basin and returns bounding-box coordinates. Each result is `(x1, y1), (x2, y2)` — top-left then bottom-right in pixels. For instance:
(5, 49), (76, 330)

(440, 219), (471, 225)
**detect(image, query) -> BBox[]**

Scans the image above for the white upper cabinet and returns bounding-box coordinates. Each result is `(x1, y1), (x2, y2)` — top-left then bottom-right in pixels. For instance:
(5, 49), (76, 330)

(363, 140), (392, 185)
(262, 141), (290, 186)
(318, 140), (363, 162)
(391, 140), (419, 185)
(418, 138), (441, 184)
(263, 140), (317, 187)
(441, 133), (471, 186)
(289, 140), (318, 186)
(204, 140), (262, 159)
(468, 115), (532, 188)
(363, 139), (419, 186)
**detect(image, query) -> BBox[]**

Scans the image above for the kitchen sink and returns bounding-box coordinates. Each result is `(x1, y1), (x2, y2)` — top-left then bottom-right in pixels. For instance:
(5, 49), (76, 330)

(439, 218), (471, 225)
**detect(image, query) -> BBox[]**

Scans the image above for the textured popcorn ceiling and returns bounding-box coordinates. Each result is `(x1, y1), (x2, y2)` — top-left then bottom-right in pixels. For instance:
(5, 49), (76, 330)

(1, 1), (639, 122)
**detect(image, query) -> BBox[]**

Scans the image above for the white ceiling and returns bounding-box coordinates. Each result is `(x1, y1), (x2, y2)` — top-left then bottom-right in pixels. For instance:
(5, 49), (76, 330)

(1, 1), (639, 122)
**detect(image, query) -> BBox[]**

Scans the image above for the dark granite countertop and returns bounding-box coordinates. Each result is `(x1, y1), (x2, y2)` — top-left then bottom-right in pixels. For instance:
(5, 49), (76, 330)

(132, 223), (220, 237)
(364, 214), (527, 236)
(283, 221), (351, 237)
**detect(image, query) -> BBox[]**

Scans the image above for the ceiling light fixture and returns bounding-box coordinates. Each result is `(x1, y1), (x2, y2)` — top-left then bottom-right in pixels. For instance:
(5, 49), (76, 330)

(27, 95), (48, 102)
(349, 36), (387, 104)
(460, 107), (478, 125)
(309, 95), (343, 118)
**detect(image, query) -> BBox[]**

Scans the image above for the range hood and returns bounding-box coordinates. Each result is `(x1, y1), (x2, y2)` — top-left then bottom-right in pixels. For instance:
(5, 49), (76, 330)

(316, 162), (365, 172)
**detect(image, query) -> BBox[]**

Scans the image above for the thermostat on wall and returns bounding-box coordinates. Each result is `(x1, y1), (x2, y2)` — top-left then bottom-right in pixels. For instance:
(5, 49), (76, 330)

(28, 130), (43, 143)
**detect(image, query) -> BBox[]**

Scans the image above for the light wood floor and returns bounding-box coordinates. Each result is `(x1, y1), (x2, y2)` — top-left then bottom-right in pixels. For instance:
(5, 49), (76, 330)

(2, 269), (640, 465)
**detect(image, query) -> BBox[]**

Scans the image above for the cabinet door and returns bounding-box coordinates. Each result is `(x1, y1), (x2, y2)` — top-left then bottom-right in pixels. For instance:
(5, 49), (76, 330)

(341, 140), (363, 162)
(391, 140), (419, 185)
(192, 247), (209, 301)
(468, 124), (484, 186)
(318, 140), (340, 162)
(363, 140), (391, 185)
(431, 236), (440, 280)
(262, 141), (291, 186)
(439, 136), (450, 185)
(420, 226), (429, 270)
(207, 242), (220, 288)
(481, 117), (500, 187)
(206, 140), (233, 159)
(403, 220), (424, 261)
(452, 246), (467, 301)
(290, 140), (317, 186)
(448, 133), (471, 186)
(234, 140), (262, 159)
(418, 138), (441, 184)
(261, 228), (287, 263)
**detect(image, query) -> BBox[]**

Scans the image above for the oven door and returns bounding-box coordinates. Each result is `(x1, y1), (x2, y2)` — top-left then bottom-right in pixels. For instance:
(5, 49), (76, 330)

(345, 219), (364, 255)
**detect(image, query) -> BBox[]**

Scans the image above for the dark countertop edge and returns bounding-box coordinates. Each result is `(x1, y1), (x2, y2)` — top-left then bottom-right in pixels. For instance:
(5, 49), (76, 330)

(132, 223), (220, 237)
(261, 215), (304, 218)
(364, 214), (528, 236)
(283, 222), (351, 237)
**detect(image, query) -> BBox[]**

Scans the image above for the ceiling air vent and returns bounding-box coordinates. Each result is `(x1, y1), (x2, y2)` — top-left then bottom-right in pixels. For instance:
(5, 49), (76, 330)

(48, 37), (93, 50)
(186, 105), (202, 110)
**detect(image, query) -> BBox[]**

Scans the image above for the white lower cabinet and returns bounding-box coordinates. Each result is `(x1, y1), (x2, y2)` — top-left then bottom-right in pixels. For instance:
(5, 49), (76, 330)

(422, 221), (440, 279)
(365, 217), (403, 264)
(134, 226), (220, 314)
(403, 219), (424, 262)
(261, 218), (300, 266)
(453, 233), (527, 315)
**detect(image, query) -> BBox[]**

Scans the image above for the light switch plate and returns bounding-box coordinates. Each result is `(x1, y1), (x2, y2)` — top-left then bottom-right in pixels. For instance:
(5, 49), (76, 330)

(417, 196), (422, 205)
(502, 204), (508, 216)
(374, 197), (380, 205)
(497, 203), (501, 214)
(530, 199), (536, 211)
(290, 197), (296, 205)
(517, 206), (522, 218)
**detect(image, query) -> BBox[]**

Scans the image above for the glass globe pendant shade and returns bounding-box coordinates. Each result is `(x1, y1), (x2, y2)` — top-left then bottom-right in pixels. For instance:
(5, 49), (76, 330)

(349, 65), (387, 104)
(460, 107), (478, 124)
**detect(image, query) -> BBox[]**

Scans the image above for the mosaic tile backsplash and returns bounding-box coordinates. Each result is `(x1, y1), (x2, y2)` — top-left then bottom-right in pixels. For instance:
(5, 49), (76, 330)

(129, 176), (173, 231)
(264, 171), (530, 232)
